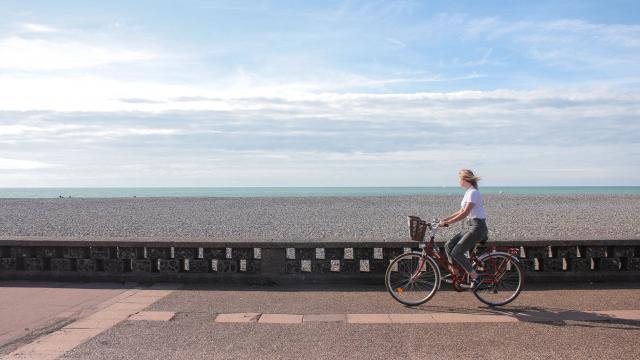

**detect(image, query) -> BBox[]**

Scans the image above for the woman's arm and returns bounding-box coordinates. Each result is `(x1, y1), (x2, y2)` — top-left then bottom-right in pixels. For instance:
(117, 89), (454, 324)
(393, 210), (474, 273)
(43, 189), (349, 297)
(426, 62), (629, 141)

(440, 202), (475, 225)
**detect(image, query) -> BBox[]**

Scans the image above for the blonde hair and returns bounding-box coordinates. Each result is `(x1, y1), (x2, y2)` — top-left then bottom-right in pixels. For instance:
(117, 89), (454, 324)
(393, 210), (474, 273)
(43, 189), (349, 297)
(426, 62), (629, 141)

(458, 169), (481, 188)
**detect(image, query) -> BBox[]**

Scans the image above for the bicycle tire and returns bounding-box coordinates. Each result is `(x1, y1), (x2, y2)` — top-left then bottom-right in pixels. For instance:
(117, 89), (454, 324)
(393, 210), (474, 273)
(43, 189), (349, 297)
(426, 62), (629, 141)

(473, 253), (524, 306)
(385, 252), (440, 306)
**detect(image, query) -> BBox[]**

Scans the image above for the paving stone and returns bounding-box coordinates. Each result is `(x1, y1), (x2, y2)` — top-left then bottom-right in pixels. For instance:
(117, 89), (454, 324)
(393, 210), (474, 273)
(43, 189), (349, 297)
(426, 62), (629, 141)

(215, 313), (260, 323)
(129, 311), (175, 321)
(258, 314), (303, 324)
(347, 314), (391, 324)
(428, 313), (518, 323)
(303, 314), (346, 323)
(388, 314), (434, 323)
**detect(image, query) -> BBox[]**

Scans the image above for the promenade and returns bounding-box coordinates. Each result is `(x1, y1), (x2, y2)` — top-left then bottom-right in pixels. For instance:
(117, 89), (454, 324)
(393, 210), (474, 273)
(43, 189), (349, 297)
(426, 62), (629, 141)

(1, 281), (639, 359)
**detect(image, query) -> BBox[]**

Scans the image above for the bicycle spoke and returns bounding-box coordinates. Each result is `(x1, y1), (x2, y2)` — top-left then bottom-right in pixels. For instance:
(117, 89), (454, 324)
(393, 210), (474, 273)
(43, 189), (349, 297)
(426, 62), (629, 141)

(385, 253), (439, 306)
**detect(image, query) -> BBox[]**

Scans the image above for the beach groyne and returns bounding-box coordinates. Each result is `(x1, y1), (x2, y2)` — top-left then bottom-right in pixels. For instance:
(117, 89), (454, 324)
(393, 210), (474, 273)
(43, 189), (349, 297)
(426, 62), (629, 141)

(1, 239), (638, 283)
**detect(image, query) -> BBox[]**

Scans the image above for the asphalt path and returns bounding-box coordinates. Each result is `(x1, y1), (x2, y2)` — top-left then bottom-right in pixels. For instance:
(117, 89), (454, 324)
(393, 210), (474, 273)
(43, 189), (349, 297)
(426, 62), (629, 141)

(32, 282), (640, 360)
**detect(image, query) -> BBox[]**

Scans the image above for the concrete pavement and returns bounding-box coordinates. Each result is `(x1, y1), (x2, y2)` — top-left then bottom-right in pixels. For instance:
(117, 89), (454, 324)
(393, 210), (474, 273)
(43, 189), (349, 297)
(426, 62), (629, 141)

(1, 282), (639, 359)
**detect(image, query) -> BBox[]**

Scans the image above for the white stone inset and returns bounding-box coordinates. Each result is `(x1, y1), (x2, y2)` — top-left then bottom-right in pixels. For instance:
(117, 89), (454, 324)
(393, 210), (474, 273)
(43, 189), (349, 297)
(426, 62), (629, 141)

(240, 259), (247, 272)
(198, 247), (204, 259)
(254, 248), (262, 259)
(286, 248), (296, 259)
(360, 260), (370, 272)
(184, 259), (190, 271)
(344, 248), (354, 259)
(390, 260), (398, 272)
(170, 247), (175, 259)
(374, 248), (383, 259)
(403, 247), (412, 254)
(316, 248), (325, 259)
(212, 259), (218, 272)
(331, 260), (340, 272)
(301, 260), (312, 272)
(226, 248), (233, 259)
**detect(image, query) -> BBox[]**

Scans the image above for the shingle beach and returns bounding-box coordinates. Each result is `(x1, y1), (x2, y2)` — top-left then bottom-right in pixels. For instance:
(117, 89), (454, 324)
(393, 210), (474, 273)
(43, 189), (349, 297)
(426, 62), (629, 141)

(1, 195), (638, 242)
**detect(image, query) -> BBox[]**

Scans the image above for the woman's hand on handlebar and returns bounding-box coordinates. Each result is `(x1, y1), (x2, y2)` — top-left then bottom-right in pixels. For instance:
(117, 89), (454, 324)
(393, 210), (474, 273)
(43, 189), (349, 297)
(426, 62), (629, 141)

(438, 220), (448, 227)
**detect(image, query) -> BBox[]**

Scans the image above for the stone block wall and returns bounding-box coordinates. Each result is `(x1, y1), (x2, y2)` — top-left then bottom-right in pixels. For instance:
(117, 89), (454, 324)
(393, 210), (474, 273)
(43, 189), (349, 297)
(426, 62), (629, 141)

(0, 241), (639, 282)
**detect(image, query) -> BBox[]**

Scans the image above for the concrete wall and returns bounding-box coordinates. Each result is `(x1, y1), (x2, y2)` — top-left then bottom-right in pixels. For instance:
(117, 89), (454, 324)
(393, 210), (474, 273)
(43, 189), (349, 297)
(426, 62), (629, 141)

(1, 240), (639, 283)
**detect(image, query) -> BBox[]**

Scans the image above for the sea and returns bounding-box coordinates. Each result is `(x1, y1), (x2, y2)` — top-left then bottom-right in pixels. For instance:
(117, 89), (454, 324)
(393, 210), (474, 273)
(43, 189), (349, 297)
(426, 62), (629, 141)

(0, 187), (638, 198)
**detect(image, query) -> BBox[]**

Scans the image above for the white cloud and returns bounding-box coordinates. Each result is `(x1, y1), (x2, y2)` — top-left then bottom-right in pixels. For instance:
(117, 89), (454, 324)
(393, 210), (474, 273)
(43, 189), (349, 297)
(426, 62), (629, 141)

(20, 23), (58, 33)
(0, 158), (55, 170)
(0, 37), (155, 70)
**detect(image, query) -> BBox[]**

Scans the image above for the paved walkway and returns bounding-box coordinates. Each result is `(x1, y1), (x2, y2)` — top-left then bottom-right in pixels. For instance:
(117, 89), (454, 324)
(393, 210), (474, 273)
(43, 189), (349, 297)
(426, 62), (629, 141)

(1, 282), (639, 359)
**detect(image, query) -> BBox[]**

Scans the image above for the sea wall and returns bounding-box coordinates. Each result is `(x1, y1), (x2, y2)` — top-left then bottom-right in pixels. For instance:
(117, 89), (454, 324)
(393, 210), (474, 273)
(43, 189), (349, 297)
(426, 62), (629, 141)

(1, 239), (638, 283)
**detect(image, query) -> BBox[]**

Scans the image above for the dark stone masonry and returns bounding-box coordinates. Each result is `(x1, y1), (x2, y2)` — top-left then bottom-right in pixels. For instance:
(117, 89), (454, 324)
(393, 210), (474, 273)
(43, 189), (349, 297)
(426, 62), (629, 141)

(0, 240), (638, 283)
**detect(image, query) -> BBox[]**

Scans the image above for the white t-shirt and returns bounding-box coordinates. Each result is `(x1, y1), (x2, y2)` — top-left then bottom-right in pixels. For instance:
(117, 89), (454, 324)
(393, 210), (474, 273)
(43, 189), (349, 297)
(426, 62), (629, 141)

(461, 188), (486, 219)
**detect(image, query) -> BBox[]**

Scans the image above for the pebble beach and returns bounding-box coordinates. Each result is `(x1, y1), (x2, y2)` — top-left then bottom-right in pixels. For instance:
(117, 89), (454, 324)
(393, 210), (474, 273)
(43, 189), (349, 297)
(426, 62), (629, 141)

(0, 195), (638, 242)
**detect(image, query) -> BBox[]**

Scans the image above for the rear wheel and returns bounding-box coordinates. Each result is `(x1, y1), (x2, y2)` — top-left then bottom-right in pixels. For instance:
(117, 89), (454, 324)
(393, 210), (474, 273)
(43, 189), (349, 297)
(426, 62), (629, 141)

(473, 253), (523, 306)
(385, 253), (440, 306)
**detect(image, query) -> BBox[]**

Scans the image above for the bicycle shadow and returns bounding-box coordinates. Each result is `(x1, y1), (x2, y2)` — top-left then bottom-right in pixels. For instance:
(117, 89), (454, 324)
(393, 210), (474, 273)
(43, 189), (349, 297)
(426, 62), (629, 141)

(409, 304), (640, 330)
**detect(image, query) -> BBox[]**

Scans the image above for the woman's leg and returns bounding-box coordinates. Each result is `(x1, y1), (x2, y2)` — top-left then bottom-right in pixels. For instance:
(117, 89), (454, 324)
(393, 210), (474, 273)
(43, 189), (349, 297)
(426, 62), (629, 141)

(450, 224), (487, 275)
(444, 232), (463, 265)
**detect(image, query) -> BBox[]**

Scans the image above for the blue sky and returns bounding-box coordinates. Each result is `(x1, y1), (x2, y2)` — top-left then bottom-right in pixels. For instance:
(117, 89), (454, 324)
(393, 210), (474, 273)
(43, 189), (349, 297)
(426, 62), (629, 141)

(0, 0), (639, 186)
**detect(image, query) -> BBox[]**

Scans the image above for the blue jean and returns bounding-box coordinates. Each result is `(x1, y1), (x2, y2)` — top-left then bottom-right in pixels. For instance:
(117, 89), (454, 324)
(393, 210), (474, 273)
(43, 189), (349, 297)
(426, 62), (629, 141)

(445, 219), (488, 274)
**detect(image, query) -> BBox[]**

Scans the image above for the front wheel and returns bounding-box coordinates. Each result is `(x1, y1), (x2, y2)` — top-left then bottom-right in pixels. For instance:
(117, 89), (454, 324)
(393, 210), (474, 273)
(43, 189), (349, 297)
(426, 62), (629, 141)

(473, 253), (524, 306)
(385, 253), (440, 306)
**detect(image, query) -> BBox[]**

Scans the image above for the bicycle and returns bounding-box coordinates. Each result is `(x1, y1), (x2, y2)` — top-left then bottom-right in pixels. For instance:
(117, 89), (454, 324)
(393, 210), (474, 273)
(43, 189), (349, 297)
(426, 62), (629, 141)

(385, 216), (524, 306)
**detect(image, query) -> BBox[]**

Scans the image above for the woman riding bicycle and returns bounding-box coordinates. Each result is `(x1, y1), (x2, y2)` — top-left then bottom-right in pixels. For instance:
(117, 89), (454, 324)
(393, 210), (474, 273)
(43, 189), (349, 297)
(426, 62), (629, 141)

(438, 169), (488, 289)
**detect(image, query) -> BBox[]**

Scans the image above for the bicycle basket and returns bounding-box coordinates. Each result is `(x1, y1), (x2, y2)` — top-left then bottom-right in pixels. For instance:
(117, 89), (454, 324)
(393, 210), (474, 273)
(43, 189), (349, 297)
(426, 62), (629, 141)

(407, 216), (428, 241)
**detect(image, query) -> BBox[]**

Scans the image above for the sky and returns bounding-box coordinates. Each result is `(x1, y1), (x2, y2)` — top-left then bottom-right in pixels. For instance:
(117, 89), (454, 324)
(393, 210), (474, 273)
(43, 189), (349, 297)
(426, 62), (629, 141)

(0, 0), (639, 187)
